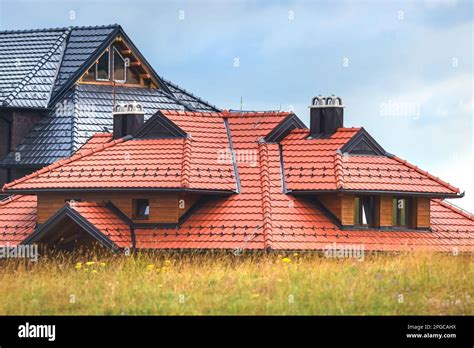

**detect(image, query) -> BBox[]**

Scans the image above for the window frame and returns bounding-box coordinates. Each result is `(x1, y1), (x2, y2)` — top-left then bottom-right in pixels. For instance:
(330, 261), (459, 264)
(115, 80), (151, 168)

(132, 199), (150, 220)
(353, 195), (377, 228)
(95, 49), (111, 82)
(112, 46), (127, 83)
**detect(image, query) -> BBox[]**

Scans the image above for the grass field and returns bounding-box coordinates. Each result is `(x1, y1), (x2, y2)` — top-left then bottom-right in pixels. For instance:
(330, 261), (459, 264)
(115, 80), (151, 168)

(0, 251), (472, 315)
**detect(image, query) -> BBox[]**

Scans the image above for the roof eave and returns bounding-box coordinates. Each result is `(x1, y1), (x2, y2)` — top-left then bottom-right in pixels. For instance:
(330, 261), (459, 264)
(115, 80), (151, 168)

(4, 187), (237, 195)
(287, 189), (463, 198)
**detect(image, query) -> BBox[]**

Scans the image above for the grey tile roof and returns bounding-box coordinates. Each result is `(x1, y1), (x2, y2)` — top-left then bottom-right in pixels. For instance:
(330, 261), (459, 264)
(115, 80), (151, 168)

(1, 84), (192, 166)
(51, 25), (118, 98)
(0, 24), (219, 111)
(0, 24), (220, 167)
(0, 27), (69, 107)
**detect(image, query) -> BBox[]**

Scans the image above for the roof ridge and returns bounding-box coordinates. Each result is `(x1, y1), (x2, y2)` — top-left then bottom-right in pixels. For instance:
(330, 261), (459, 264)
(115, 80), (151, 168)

(222, 110), (290, 118)
(181, 136), (193, 188)
(3, 136), (129, 192)
(0, 24), (119, 35)
(435, 199), (474, 221)
(258, 141), (273, 250)
(334, 150), (345, 189)
(2, 29), (70, 106)
(390, 155), (460, 194)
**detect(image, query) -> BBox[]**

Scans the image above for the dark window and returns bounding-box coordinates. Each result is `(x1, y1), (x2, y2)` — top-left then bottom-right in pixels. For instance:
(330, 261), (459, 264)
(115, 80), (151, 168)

(133, 199), (150, 220)
(392, 197), (410, 227)
(354, 196), (376, 227)
(113, 47), (126, 82)
(96, 50), (110, 81)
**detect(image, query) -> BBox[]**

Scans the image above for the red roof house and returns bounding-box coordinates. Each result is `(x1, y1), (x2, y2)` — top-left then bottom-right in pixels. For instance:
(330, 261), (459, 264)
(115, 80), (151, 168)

(1, 97), (473, 252)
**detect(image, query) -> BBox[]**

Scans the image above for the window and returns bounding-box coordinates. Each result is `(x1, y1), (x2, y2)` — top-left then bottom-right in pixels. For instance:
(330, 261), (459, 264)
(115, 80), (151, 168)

(113, 47), (127, 83)
(392, 197), (410, 227)
(354, 196), (376, 227)
(133, 199), (150, 220)
(96, 50), (110, 81)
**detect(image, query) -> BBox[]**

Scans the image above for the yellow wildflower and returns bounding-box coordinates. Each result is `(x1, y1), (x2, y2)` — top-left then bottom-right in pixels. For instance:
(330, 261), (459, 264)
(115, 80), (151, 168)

(146, 264), (154, 270)
(282, 257), (291, 263)
(92, 270), (98, 274)
(75, 262), (82, 269)
(85, 261), (95, 266)
(99, 262), (106, 267)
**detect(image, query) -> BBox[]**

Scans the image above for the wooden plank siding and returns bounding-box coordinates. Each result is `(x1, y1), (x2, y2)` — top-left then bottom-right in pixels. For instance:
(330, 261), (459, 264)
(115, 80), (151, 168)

(413, 197), (430, 229)
(379, 195), (393, 227)
(340, 195), (355, 226)
(37, 192), (199, 224)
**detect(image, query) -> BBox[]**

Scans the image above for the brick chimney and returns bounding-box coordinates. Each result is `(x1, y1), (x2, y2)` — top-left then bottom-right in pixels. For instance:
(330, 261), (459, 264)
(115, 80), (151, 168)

(309, 95), (344, 138)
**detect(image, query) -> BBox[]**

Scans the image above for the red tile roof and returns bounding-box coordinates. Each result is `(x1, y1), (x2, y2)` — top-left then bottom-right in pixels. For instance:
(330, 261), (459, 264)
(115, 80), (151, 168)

(69, 201), (132, 248)
(282, 128), (459, 195)
(75, 133), (113, 154)
(3, 111), (237, 192)
(0, 195), (37, 246)
(339, 155), (459, 194)
(1, 111), (472, 252)
(282, 128), (361, 191)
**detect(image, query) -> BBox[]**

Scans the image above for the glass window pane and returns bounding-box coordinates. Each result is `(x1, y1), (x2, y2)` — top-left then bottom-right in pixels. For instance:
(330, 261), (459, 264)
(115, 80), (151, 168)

(362, 204), (368, 225)
(113, 48), (126, 82)
(133, 199), (149, 219)
(97, 51), (109, 80)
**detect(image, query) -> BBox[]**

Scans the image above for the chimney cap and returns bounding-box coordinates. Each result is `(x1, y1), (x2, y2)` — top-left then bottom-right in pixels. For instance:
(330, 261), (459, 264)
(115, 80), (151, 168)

(309, 95), (344, 108)
(113, 101), (145, 115)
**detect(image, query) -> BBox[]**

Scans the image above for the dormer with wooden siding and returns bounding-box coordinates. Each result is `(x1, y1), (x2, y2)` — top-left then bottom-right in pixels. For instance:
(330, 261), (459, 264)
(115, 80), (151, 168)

(36, 191), (200, 225)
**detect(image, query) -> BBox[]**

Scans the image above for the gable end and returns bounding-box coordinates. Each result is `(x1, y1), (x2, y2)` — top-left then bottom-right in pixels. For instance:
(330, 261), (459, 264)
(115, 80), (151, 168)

(340, 128), (386, 156)
(133, 111), (187, 139)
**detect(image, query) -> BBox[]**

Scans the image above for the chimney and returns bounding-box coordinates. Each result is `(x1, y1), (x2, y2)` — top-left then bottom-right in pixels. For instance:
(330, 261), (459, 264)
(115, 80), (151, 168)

(309, 95), (344, 138)
(113, 102), (145, 139)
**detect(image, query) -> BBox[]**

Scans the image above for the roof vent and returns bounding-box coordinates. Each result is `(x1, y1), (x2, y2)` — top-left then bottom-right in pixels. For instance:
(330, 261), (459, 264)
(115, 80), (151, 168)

(309, 95), (344, 138)
(113, 102), (145, 139)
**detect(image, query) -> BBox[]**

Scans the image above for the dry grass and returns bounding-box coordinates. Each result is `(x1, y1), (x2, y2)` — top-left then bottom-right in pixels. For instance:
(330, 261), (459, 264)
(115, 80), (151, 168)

(0, 250), (472, 315)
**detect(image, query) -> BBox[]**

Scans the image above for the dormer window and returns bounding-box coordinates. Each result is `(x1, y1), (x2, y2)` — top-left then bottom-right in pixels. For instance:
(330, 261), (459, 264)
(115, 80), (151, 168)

(392, 197), (411, 227)
(354, 196), (377, 227)
(133, 199), (150, 220)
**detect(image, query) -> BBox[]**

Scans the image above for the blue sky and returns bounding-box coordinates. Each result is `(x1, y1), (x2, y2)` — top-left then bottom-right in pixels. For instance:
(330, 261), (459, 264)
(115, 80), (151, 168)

(1, 0), (473, 210)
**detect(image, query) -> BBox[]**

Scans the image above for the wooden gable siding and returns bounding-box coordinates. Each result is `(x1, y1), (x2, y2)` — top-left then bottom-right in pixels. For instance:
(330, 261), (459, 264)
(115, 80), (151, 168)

(37, 192), (198, 224)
